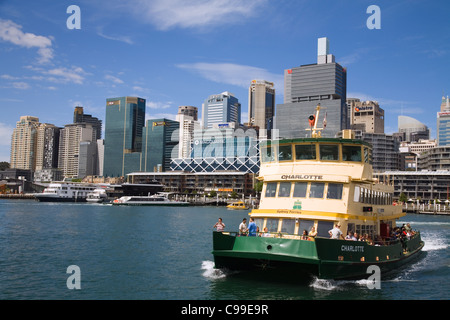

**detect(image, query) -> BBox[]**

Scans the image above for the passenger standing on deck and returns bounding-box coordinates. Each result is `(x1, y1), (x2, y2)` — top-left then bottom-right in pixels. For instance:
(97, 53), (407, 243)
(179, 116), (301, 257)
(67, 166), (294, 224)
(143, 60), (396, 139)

(248, 218), (257, 236)
(328, 224), (345, 240)
(213, 218), (225, 232)
(239, 218), (248, 236)
(308, 226), (317, 240)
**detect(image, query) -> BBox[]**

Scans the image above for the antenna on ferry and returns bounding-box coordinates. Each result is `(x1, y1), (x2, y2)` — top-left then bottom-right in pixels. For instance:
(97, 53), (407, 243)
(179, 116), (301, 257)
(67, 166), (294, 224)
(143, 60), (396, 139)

(305, 103), (323, 138)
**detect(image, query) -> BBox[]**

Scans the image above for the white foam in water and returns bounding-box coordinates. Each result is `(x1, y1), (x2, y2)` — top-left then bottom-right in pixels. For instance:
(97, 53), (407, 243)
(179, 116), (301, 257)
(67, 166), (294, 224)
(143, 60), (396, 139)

(309, 277), (338, 291)
(422, 237), (448, 251)
(201, 261), (227, 280)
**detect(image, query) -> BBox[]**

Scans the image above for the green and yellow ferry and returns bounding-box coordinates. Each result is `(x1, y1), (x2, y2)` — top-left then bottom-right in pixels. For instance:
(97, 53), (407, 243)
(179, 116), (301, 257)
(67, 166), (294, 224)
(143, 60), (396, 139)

(212, 112), (424, 280)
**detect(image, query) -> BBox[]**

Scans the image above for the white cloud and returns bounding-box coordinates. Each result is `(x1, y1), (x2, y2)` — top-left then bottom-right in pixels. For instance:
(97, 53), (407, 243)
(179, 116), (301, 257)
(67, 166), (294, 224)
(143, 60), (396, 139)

(104, 74), (124, 84)
(146, 101), (173, 110)
(129, 0), (267, 30)
(176, 62), (283, 92)
(97, 31), (133, 45)
(44, 66), (87, 84)
(0, 19), (54, 63)
(11, 81), (30, 90)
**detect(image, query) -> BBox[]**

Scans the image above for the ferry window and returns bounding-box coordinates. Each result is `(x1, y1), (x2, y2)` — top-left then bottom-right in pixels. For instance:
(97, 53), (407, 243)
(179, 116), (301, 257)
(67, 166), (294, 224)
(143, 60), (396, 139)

(265, 182), (277, 197)
(327, 183), (343, 199)
(354, 186), (360, 202)
(278, 182), (292, 197)
(266, 218), (279, 233)
(319, 144), (339, 161)
(317, 221), (334, 238)
(347, 223), (355, 233)
(295, 144), (316, 160)
(342, 146), (361, 162)
(278, 145), (292, 161)
(280, 219), (295, 235)
(299, 220), (315, 236)
(293, 182), (308, 198)
(309, 182), (324, 198)
(254, 218), (264, 232)
(364, 147), (371, 164)
(261, 146), (275, 163)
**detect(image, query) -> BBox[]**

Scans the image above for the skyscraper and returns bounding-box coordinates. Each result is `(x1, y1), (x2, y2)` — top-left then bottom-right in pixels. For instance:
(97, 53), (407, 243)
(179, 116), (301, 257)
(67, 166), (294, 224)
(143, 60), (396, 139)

(177, 105), (198, 121)
(398, 115), (429, 142)
(176, 106), (200, 159)
(437, 95), (450, 146)
(10, 116), (40, 170)
(201, 92), (241, 129)
(248, 80), (275, 132)
(35, 123), (60, 171)
(276, 37), (347, 138)
(73, 106), (102, 140)
(348, 98), (385, 133)
(142, 118), (179, 172)
(103, 96), (146, 177)
(58, 123), (96, 178)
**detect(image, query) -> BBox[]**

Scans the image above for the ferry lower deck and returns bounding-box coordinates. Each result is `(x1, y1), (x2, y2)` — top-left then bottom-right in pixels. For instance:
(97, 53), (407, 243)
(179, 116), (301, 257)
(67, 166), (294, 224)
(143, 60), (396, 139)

(212, 231), (424, 280)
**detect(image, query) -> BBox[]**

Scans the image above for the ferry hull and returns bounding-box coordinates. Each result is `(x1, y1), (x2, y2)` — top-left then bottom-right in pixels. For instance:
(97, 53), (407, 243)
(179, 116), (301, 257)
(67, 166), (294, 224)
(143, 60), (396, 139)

(111, 202), (189, 206)
(212, 232), (424, 280)
(35, 195), (88, 202)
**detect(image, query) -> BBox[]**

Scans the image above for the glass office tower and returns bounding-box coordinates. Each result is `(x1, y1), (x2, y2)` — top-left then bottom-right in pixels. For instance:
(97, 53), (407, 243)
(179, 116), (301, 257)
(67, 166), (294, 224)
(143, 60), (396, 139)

(201, 92), (241, 129)
(103, 96), (146, 177)
(142, 118), (179, 172)
(437, 96), (450, 146)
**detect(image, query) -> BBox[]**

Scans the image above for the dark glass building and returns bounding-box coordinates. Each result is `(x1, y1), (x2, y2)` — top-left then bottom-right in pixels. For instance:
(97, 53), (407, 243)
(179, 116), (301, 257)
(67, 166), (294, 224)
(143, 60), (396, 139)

(276, 38), (347, 138)
(142, 118), (179, 172)
(103, 96), (146, 177)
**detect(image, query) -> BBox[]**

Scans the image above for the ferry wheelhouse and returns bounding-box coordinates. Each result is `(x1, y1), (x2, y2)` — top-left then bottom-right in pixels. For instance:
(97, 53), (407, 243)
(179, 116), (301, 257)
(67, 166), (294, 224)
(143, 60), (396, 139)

(212, 109), (424, 280)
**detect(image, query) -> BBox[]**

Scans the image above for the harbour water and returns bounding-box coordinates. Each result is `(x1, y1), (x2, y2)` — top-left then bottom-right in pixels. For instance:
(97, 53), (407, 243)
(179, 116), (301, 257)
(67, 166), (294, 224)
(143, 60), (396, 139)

(0, 199), (448, 300)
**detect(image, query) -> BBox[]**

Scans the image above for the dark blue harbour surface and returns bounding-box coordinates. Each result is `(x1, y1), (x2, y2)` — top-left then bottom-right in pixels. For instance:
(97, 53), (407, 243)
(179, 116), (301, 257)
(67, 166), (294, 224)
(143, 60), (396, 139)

(0, 200), (448, 300)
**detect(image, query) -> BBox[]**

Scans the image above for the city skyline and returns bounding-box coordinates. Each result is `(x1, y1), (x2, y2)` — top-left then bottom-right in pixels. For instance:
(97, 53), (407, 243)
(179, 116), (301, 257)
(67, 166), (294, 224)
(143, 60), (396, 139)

(1, 0), (450, 161)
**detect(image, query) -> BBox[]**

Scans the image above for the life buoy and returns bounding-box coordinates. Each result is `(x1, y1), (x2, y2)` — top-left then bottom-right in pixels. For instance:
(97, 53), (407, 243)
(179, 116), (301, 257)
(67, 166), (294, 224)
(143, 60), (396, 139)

(308, 115), (315, 127)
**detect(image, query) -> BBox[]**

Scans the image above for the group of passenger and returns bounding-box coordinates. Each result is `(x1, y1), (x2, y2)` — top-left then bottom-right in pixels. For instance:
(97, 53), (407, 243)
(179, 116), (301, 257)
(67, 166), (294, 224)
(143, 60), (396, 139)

(214, 218), (415, 245)
(237, 218), (271, 237)
(392, 223), (415, 240)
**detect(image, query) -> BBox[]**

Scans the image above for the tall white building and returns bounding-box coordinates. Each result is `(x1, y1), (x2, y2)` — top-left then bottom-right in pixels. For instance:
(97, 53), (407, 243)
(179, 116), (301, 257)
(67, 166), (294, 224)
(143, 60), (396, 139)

(58, 123), (96, 178)
(248, 80), (275, 132)
(176, 108), (200, 159)
(10, 116), (40, 170)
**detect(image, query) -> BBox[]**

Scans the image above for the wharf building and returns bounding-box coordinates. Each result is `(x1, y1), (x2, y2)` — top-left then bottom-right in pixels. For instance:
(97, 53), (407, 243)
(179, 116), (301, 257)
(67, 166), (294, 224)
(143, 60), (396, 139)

(127, 171), (255, 196)
(276, 37), (347, 138)
(170, 124), (259, 174)
(417, 145), (450, 171)
(201, 92), (241, 129)
(375, 170), (450, 202)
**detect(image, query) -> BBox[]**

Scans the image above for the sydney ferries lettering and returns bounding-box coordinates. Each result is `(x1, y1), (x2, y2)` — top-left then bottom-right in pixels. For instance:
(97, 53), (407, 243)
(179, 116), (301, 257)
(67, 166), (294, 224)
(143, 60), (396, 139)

(281, 175), (323, 180)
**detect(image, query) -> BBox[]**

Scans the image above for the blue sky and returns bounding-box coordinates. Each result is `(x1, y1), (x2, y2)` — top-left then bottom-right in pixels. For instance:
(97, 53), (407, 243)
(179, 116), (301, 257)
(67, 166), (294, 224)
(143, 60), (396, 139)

(1, 0), (449, 162)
